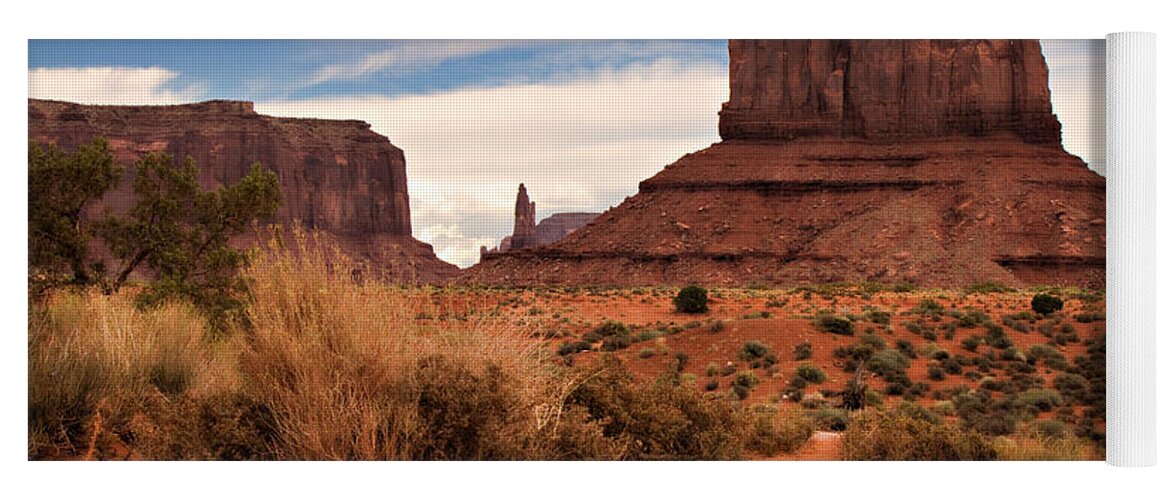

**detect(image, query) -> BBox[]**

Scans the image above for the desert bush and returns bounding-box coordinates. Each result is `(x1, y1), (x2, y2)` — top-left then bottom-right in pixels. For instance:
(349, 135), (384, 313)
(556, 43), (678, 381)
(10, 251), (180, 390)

(815, 313), (854, 335)
(639, 348), (655, 359)
(841, 410), (997, 461)
(1052, 373), (1089, 402)
(673, 285), (710, 314)
(1018, 388), (1064, 414)
(709, 320), (726, 333)
(745, 411), (814, 456)
(558, 340), (592, 356)
(568, 358), (746, 460)
(793, 341), (813, 361)
(1031, 294), (1064, 316)
(864, 309), (892, 325)
(865, 350), (911, 379)
(795, 364), (827, 384)
(738, 341), (772, 361)
(807, 408), (850, 432)
(965, 282), (1015, 294)
(927, 365), (946, 381)
(860, 333), (888, 351)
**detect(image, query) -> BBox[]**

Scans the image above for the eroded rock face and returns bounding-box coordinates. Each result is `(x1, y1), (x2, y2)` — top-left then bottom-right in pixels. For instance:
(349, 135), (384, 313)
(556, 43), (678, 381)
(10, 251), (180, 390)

(29, 98), (459, 283)
(481, 184), (599, 257)
(465, 40), (1104, 288)
(720, 40), (1062, 143)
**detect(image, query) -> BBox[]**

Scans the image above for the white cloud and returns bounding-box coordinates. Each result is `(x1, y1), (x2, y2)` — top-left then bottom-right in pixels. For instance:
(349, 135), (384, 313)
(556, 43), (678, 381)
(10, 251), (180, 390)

(1041, 40), (1105, 174)
(258, 60), (728, 268)
(306, 40), (515, 87)
(28, 67), (204, 105)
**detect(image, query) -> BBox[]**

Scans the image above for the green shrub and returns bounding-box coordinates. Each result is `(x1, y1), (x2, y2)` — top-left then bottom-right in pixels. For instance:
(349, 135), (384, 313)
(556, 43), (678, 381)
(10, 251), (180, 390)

(567, 359), (746, 460)
(794, 341), (813, 361)
(732, 372), (760, 390)
(928, 365), (946, 381)
(807, 408), (850, 431)
(674, 285), (710, 314)
(815, 313), (854, 335)
(638, 348), (655, 359)
(865, 350), (911, 379)
(709, 320), (726, 333)
(557, 340), (592, 356)
(795, 364), (827, 384)
(738, 341), (772, 361)
(1031, 294), (1064, 316)
(1019, 388), (1064, 413)
(1052, 373), (1089, 402)
(860, 333), (888, 351)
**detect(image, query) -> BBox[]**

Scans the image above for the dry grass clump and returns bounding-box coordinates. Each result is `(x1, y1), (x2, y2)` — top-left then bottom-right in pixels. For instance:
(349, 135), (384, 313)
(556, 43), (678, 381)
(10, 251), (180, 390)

(238, 229), (579, 460)
(744, 408), (814, 456)
(28, 291), (214, 458)
(840, 409), (997, 461)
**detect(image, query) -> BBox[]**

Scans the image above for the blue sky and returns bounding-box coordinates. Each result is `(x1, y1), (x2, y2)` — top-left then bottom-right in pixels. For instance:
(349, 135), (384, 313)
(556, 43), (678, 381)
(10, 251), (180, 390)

(28, 39), (1103, 268)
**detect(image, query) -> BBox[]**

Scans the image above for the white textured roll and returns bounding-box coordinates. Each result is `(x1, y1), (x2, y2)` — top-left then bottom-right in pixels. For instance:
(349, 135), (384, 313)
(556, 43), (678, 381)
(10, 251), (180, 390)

(1106, 31), (1156, 467)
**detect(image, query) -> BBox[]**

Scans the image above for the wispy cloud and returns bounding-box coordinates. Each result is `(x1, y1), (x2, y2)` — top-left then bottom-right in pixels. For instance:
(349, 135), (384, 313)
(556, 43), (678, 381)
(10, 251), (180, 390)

(258, 59), (728, 268)
(28, 67), (204, 105)
(305, 40), (516, 87)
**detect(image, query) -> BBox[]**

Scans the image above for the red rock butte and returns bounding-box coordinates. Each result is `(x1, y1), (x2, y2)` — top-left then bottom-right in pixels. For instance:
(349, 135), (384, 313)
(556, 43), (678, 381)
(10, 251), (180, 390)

(29, 98), (458, 283)
(465, 40), (1105, 288)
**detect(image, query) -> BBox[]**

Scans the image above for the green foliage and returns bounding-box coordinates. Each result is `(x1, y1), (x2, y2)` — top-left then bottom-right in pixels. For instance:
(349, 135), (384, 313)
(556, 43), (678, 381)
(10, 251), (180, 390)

(815, 313), (854, 335)
(865, 350), (911, 379)
(1030, 294), (1064, 316)
(795, 364), (827, 384)
(965, 282), (1016, 294)
(567, 358), (747, 459)
(557, 340), (592, 356)
(1018, 388), (1064, 413)
(28, 139), (122, 286)
(738, 341), (772, 361)
(793, 341), (813, 361)
(673, 285), (709, 314)
(96, 153), (281, 329)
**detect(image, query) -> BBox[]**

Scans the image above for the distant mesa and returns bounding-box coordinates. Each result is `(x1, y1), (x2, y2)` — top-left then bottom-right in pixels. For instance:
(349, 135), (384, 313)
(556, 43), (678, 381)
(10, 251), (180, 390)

(464, 40), (1105, 288)
(480, 184), (600, 259)
(28, 98), (459, 283)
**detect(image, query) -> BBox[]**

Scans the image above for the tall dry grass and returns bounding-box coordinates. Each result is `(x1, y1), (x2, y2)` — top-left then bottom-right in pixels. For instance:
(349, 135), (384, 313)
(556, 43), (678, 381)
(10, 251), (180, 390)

(237, 229), (580, 459)
(28, 290), (217, 458)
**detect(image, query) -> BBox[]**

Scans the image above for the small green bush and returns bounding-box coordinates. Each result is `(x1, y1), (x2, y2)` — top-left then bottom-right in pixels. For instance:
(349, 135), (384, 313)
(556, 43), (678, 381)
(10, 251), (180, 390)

(794, 341), (813, 361)
(1019, 388), (1064, 413)
(674, 285), (710, 314)
(1031, 294), (1064, 316)
(866, 350), (911, 379)
(557, 340), (592, 356)
(815, 313), (854, 335)
(795, 364), (827, 384)
(738, 341), (772, 361)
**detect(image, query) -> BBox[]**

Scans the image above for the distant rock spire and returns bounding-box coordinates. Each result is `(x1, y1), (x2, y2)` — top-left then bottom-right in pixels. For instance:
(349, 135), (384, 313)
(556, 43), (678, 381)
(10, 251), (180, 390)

(511, 183), (537, 249)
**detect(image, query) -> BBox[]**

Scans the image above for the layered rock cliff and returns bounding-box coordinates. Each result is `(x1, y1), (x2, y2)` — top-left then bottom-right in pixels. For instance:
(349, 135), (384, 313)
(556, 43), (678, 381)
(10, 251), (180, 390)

(465, 40), (1104, 288)
(29, 98), (459, 283)
(720, 40), (1062, 143)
